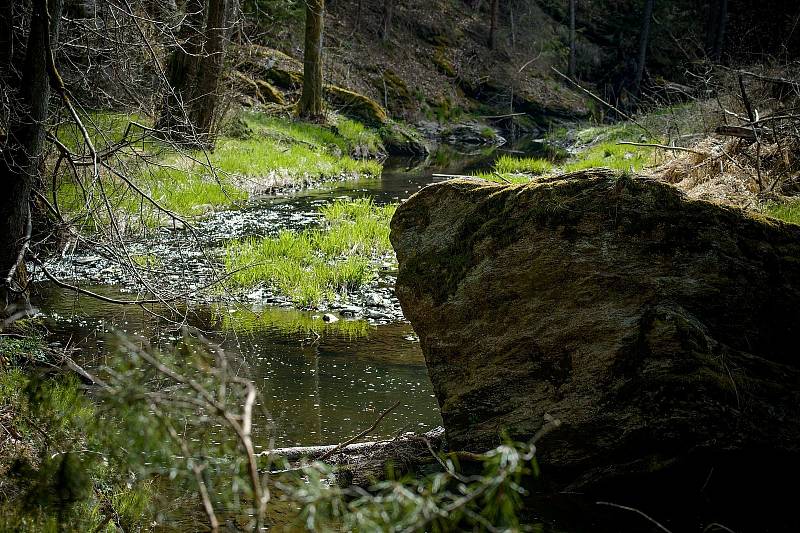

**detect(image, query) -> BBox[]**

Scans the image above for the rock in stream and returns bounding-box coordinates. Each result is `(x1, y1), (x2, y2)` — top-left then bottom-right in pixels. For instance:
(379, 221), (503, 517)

(390, 169), (800, 527)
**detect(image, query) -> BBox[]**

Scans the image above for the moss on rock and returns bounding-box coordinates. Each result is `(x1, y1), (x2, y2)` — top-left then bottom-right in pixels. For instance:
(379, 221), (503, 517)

(324, 85), (389, 126)
(232, 71), (286, 105)
(390, 170), (800, 521)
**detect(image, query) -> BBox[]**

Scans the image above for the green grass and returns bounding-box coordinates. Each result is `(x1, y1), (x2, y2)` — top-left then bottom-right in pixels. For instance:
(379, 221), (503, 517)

(0, 363), (156, 532)
(574, 122), (645, 145)
(239, 111), (383, 159)
(53, 110), (384, 228)
(472, 155), (554, 184)
(55, 110), (152, 152)
(765, 200), (800, 225)
(494, 154), (554, 175)
(563, 141), (652, 173)
(475, 121), (658, 185)
(225, 198), (396, 307)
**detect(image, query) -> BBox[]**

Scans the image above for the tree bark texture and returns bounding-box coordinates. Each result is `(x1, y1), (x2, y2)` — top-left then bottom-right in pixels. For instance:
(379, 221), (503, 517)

(568, 0), (577, 77)
(380, 0), (393, 42)
(156, 0), (206, 142)
(712, 0), (727, 62)
(298, 0), (325, 118)
(488, 0), (500, 49)
(0, 0), (63, 312)
(633, 0), (654, 95)
(189, 0), (228, 142)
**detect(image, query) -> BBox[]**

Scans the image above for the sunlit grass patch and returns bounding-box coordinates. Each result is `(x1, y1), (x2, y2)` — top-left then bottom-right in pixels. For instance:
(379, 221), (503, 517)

(239, 111), (383, 158)
(224, 198), (396, 307)
(493, 154), (554, 175)
(52, 110), (384, 229)
(563, 141), (652, 173)
(765, 200), (800, 225)
(472, 154), (554, 184)
(574, 122), (645, 145)
(210, 136), (381, 181)
(54, 161), (247, 229)
(55, 110), (153, 152)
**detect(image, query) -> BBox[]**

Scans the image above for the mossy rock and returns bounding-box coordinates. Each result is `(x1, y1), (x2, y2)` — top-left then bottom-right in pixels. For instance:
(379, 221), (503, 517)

(265, 67), (304, 90)
(391, 170), (800, 530)
(238, 44), (304, 91)
(232, 71), (286, 105)
(432, 46), (456, 77)
(373, 70), (413, 110)
(255, 80), (286, 105)
(379, 121), (429, 157)
(324, 85), (389, 126)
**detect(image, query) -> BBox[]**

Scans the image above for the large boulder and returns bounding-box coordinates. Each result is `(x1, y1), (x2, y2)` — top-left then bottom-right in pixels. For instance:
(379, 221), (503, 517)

(390, 170), (800, 527)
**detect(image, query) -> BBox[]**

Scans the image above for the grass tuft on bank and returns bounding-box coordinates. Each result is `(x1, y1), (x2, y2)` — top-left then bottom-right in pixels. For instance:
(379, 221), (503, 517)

(225, 198), (396, 307)
(477, 121), (658, 184)
(53, 110), (384, 228)
(765, 200), (800, 225)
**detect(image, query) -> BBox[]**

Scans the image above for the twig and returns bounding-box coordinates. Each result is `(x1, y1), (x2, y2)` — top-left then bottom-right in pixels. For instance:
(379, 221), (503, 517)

(479, 112), (527, 119)
(596, 501), (674, 533)
(318, 400), (401, 462)
(617, 141), (709, 156)
(551, 67), (656, 139)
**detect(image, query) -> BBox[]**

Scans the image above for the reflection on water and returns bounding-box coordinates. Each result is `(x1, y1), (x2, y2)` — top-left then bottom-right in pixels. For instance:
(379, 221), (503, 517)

(35, 284), (441, 447)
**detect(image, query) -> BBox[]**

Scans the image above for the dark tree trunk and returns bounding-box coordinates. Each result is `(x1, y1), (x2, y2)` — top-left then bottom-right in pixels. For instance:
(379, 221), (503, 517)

(711, 0), (728, 62)
(488, 0), (500, 49)
(298, 0), (324, 118)
(0, 0), (63, 314)
(380, 0), (393, 43)
(156, 0), (206, 142)
(0, 0), (13, 79)
(568, 0), (577, 78)
(189, 0), (228, 144)
(633, 0), (655, 96)
(705, 0), (727, 62)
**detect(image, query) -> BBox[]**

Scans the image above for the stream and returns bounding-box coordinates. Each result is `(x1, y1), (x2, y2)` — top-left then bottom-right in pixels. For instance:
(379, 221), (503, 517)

(31, 144), (527, 449)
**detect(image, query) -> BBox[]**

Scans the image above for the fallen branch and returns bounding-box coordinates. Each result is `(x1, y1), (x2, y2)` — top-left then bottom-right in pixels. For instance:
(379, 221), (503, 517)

(432, 173), (475, 179)
(479, 112), (527, 119)
(318, 400), (401, 462)
(596, 501), (673, 533)
(714, 125), (758, 141)
(262, 426), (445, 463)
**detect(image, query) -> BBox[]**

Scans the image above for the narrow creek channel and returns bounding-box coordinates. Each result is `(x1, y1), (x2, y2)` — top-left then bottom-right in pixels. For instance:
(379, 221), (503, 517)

(31, 144), (526, 449)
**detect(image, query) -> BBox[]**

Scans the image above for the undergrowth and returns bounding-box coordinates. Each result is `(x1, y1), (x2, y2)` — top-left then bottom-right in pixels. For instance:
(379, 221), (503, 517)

(478, 121), (658, 184)
(0, 341), (155, 532)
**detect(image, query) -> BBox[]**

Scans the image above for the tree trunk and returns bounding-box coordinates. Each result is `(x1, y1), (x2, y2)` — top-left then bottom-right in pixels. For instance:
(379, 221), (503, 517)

(156, 0), (206, 143)
(189, 0), (228, 144)
(488, 0), (500, 49)
(633, 0), (655, 96)
(0, 0), (13, 79)
(711, 0), (727, 62)
(568, 0), (577, 78)
(298, 0), (324, 119)
(380, 0), (393, 43)
(0, 0), (63, 315)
